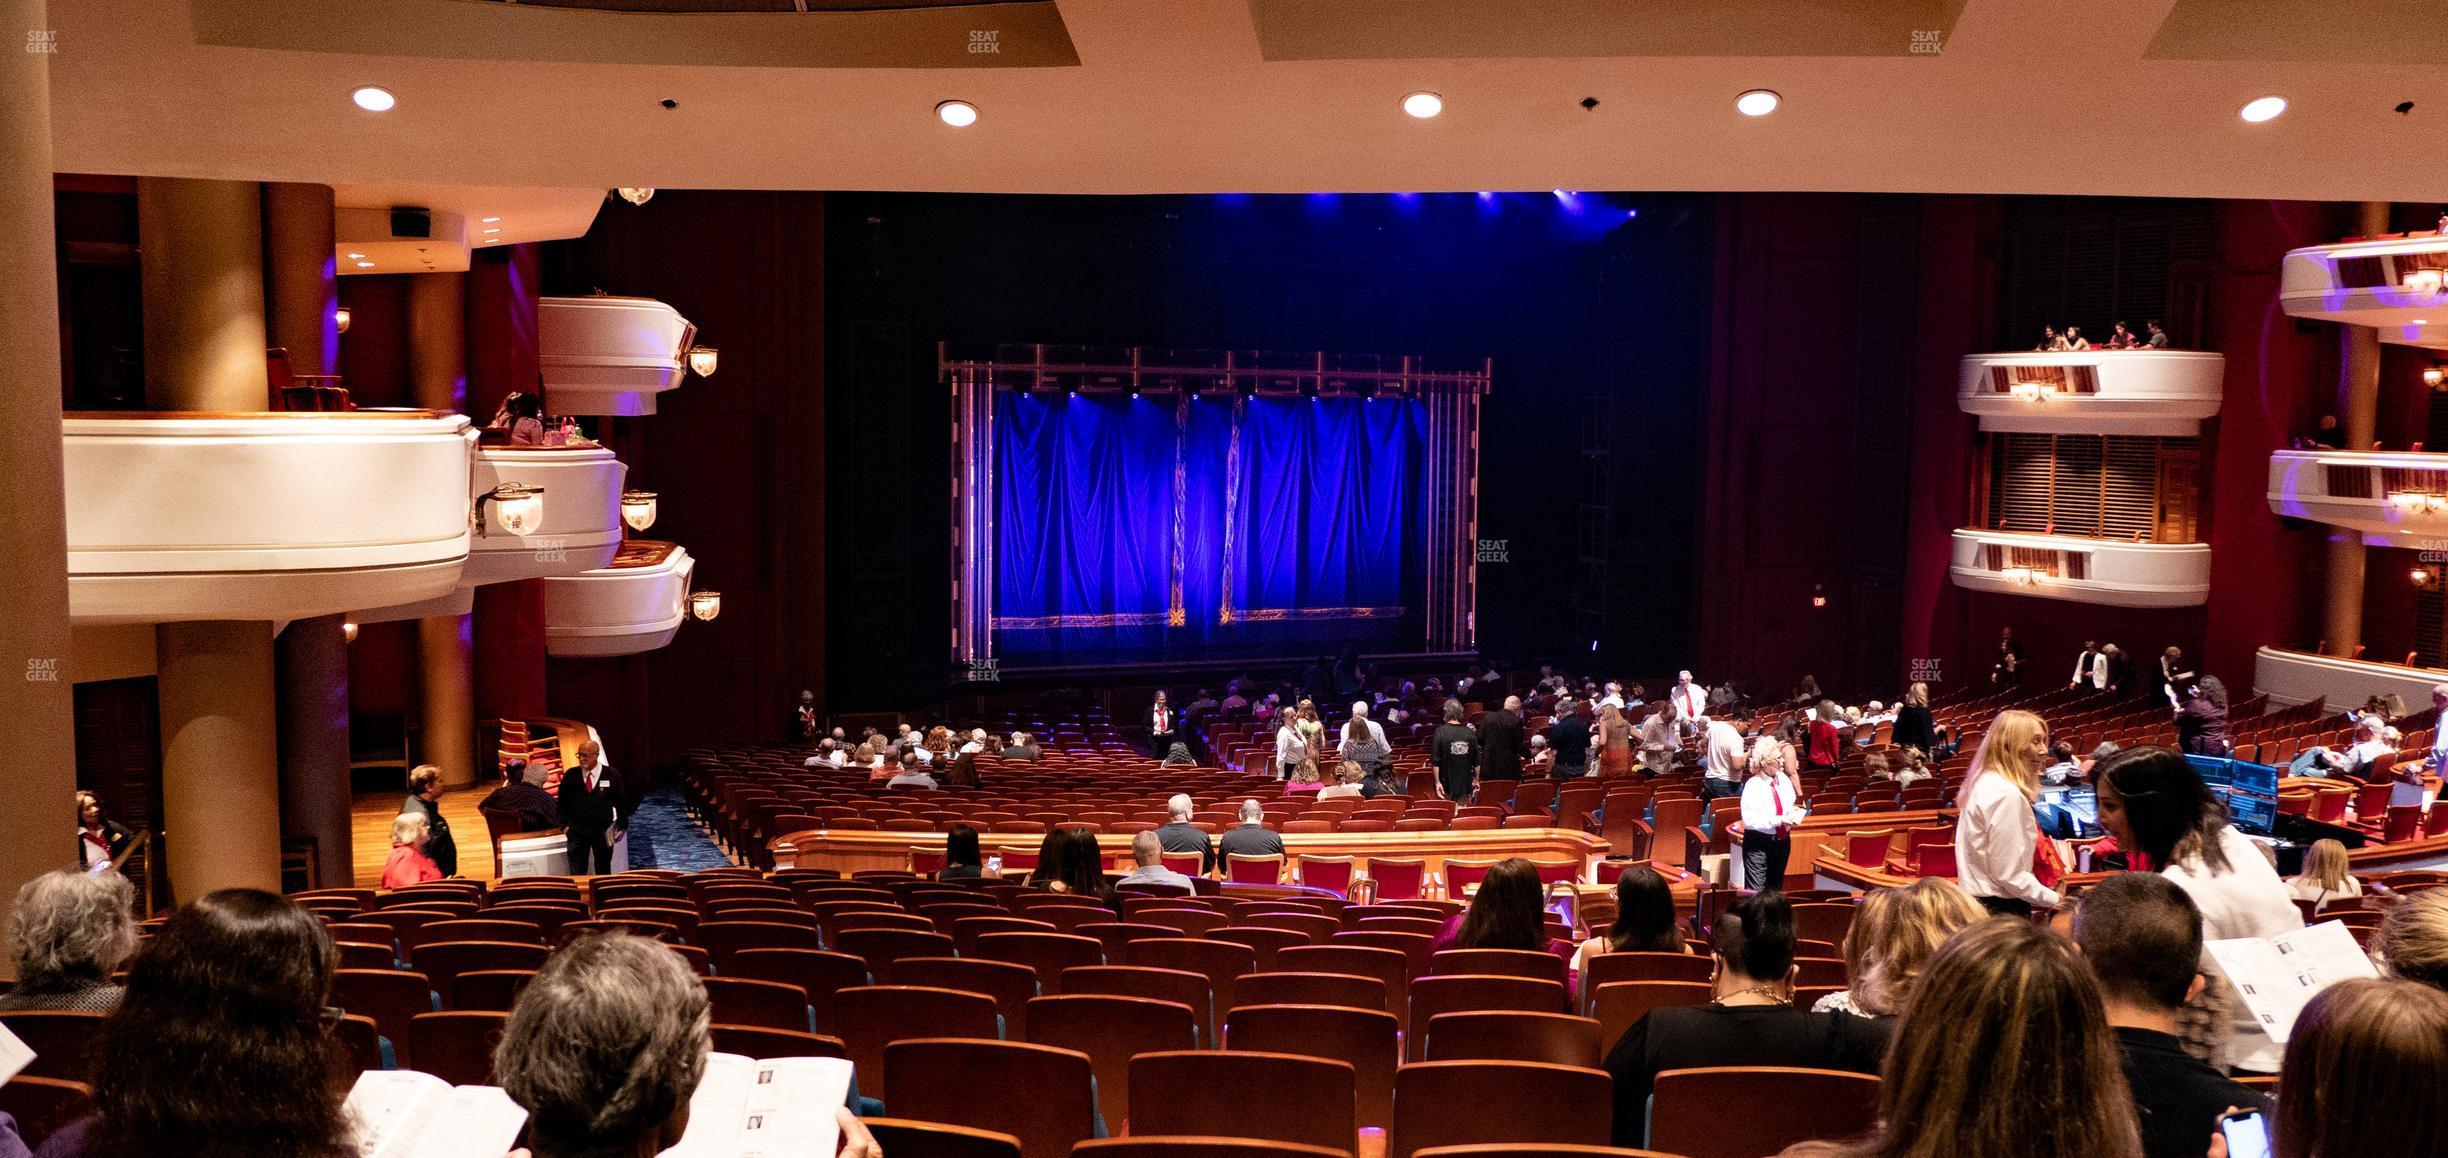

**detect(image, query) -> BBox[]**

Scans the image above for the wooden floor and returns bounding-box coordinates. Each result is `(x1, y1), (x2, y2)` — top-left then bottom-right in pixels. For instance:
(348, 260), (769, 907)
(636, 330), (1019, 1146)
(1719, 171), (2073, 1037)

(349, 786), (498, 887)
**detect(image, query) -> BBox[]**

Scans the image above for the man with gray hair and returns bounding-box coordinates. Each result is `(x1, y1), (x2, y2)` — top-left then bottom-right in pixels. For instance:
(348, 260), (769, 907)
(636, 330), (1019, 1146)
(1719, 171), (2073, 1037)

(1217, 798), (1285, 862)
(1118, 830), (1196, 892)
(1153, 793), (1215, 874)
(479, 759), (561, 832)
(0, 869), (136, 1012)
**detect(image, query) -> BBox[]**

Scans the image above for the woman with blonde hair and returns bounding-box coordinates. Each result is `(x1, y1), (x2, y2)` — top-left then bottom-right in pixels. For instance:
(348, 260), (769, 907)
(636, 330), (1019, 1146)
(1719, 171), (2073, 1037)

(1597, 702), (1633, 778)
(1777, 919), (2143, 1158)
(1814, 878), (1985, 1018)
(1742, 732), (1807, 891)
(2377, 890), (2448, 993)
(2285, 838), (2360, 911)
(1954, 709), (2059, 916)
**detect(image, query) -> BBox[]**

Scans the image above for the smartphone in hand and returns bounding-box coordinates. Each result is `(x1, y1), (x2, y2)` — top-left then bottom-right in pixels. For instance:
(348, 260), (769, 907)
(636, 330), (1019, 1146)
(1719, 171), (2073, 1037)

(2219, 1108), (2273, 1158)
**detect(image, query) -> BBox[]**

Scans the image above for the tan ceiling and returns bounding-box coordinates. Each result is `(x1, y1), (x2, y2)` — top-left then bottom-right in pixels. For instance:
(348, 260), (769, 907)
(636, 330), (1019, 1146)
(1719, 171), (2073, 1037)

(38, 0), (2448, 202)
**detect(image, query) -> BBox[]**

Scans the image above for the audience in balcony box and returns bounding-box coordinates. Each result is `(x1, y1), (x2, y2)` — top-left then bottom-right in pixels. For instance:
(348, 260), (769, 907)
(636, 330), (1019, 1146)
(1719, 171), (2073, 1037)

(2145, 320), (2170, 349)
(2066, 326), (2094, 350)
(73, 791), (133, 876)
(488, 391), (547, 446)
(2284, 838), (2360, 911)
(1813, 877), (1984, 1021)
(1570, 865), (1687, 978)
(1954, 710), (2060, 917)
(2035, 326), (2065, 350)
(479, 760), (561, 833)
(380, 811), (444, 890)
(34, 889), (357, 1158)
(0, 871), (135, 1014)
(2094, 746), (2302, 1074)
(1775, 918), (2141, 1158)
(2377, 890), (2448, 992)
(2266, 979), (2448, 1158)
(1607, 890), (1889, 1147)
(2070, 872), (2270, 1158)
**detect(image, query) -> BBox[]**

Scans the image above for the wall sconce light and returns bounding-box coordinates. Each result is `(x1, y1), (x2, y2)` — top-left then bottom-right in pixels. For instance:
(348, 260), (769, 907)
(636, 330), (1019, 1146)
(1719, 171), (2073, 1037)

(616, 187), (655, 206)
(2010, 381), (2048, 403)
(688, 590), (722, 622)
(2425, 366), (2445, 390)
(341, 621), (359, 643)
(2002, 566), (2042, 586)
(2406, 269), (2446, 295)
(474, 482), (546, 537)
(2413, 566), (2441, 590)
(1811, 584), (1828, 608)
(2389, 491), (2448, 514)
(687, 345), (719, 377)
(620, 490), (659, 533)
(333, 306), (351, 335)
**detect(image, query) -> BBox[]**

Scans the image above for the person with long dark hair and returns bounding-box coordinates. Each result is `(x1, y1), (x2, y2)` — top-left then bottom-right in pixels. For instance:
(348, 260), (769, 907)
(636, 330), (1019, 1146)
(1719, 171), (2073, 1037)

(1436, 859), (1570, 963)
(1024, 829), (1070, 890)
(2173, 675), (2232, 756)
(2094, 745), (2300, 1073)
(1571, 865), (1686, 976)
(38, 890), (354, 1158)
(939, 824), (990, 881)
(1606, 890), (1887, 1146)
(1041, 829), (1112, 901)
(1775, 919), (2142, 1158)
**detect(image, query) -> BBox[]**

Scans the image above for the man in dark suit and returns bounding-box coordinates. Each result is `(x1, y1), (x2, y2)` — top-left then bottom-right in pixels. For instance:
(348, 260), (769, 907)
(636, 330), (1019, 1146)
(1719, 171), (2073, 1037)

(558, 739), (625, 875)
(1548, 698), (1591, 780)
(1478, 695), (1527, 788)
(1147, 690), (1179, 761)
(479, 759), (560, 832)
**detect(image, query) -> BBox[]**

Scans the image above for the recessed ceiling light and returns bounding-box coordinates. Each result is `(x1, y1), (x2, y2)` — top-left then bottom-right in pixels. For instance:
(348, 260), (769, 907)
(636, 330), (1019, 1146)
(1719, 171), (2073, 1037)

(354, 260), (374, 268)
(482, 227), (501, 233)
(480, 216), (501, 223)
(351, 86), (396, 112)
(2240, 96), (2288, 123)
(936, 100), (979, 128)
(345, 252), (365, 259)
(484, 238), (501, 244)
(1402, 91), (1443, 119)
(1736, 89), (1781, 117)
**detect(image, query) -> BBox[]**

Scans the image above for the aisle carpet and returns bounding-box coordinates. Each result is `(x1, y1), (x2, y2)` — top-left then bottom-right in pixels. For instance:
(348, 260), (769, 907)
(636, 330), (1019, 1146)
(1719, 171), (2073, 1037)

(624, 786), (734, 871)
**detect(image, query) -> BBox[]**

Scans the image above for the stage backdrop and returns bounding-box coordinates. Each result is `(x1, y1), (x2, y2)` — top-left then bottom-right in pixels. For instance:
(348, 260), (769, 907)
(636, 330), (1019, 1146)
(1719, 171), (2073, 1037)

(988, 392), (1424, 664)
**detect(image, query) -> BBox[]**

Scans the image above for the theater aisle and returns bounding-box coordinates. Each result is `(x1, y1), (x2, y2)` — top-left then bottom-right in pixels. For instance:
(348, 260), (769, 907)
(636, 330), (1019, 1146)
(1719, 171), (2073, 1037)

(624, 786), (734, 871)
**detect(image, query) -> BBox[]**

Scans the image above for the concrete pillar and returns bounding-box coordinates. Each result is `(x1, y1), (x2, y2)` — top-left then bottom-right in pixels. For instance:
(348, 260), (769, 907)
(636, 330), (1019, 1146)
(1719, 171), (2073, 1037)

(407, 271), (478, 788)
(156, 621), (283, 895)
(2324, 201), (2390, 656)
(0, 0), (82, 967)
(275, 615), (353, 888)
(261, 182), (339, 377)
(137, 178), (268, 411)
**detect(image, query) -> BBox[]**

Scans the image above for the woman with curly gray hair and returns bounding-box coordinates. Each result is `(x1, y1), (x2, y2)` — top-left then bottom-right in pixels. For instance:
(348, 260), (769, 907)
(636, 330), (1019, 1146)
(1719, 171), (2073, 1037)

(0, 870), (136, 1012)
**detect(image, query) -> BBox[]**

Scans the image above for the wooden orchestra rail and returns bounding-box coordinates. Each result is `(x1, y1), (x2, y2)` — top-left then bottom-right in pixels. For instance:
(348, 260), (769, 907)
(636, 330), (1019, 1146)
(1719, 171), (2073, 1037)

(779, 825), (1614, 882)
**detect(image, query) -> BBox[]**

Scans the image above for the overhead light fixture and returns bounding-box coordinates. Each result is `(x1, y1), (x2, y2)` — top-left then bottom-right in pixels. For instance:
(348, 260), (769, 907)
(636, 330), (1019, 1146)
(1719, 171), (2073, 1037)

(936, 100), (979, 127)
(351, 86), (396, 112)
(345, 252), (366, 260)
(620, 490), (659, 533)
(2423, 366), (2445, 389)
(473, 482), (546, 537)
(481, 227), (501, 234)
(1736, 89), (1781, 117)
(333, 306), (351, 334)
(341, 621), (359, 643)
(355, 260), (374, 269)
(1402, 91), (1443, 119)
(2011, 381), (2049, 403)
(1811, 584), (1828, 608)
(688, 590), (723, 622)
(687, 345), (719, 377)
(2240, 96), (2288, 123)
(616, 187), (655, 206)
(481, 216), (501, 223)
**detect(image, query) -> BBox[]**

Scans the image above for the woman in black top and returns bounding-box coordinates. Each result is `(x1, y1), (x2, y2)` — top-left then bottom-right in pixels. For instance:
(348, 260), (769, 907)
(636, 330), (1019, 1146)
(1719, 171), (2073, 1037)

(2173, 675), (2231, 757)
(1893, 682), (1942, 757)
(938, 824), (988, 881)
(1431, 700), (1480, 803)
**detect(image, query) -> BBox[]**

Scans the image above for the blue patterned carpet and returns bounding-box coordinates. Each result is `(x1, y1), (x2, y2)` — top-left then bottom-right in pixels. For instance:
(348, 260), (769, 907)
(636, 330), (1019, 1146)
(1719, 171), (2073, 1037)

(625, 786), (734, 871)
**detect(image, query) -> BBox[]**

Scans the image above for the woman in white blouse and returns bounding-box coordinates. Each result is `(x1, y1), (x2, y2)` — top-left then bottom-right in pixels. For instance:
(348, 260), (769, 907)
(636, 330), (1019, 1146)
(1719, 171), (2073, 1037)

(1953, 710), (2060, 916)
(2093, 745), (2302, 1073)
(1740, 733), (1807, 891)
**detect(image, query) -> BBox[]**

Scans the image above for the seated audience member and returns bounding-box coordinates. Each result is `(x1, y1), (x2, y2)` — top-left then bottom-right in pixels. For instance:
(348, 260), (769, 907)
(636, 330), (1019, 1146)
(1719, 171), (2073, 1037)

(2266, 979), (2448, 1158)
(2041, 741), (2087, 787)
(1154, 794), (1216, 873)
(2071, 873), (2270, 1158)
(2094, 746), (2301, 1073)
(1216, 799), (1285, 860)
(2284, 839), (2360, 911)
(380, 811), (444, 889)
(478, 760), (561, 832)
(1433, 857), (1575, 968)
(1035, 829), (1112, 900)
(1814, 877), (1985, 1020)
(1117, 831), (1196, 891)
(1571, 865), (1686, 976)
(1606, 890), (1889, 1144)
(1776, 918), (2143, 1158)
(0, 870), (136, 1013)
(2377, 890), (2448, 992)
(938, 824), (994, 881)
(1024, 830), (1072, 891)
(1158, 742), (1197, 768)
(74, 791), (133, 875)
(496, 932), (878, 1158)
(37, 890), (355, 1158)
(1523, 733), (1556, 776)
(1316, 763), (1367, 800)
(885, 750), (938, 790)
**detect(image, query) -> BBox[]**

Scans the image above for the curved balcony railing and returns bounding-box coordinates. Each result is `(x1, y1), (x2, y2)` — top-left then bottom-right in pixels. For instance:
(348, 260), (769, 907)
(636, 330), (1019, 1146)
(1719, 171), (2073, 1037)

(541, 540), (696, 657)
(2254, 646), (2447, 710)
(2268, 449), (2448, 544)
(2280, 232), (2448, 349)
(1957, 350), (2224, 435)
(1950, 528), (2210, 607)
(539, 295), (696, 416)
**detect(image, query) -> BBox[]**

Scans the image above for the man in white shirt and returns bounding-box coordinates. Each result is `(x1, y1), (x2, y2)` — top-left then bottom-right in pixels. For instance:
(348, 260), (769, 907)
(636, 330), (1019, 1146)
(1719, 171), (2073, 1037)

(1739, 758), (1806, 889)
(1117, 830), (1195, 891)
(2070, 641), (2109, 691)
(1670, 672), (1709, 738)
(1700, 716), (1747, 801)
(1599, 682), (1626, 710)
(1274, 708), (1305, 780)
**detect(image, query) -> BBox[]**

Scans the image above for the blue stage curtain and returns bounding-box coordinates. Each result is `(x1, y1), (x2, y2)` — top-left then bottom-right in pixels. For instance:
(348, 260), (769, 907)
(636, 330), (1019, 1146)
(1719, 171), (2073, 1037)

(995, 393), (1423, 663)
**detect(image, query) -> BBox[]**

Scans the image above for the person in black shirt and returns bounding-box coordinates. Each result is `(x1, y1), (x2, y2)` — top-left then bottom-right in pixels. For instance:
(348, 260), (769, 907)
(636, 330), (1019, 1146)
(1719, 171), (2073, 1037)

(2071, 873), (2269, 1158)
(402, 764), (458, 877)
(1216, 798), (1285, 861)
(938, 824), (990, 881)
(1431, 699), (1480, 802)
(1548, 698), (1591, 781)
(1478, 696), (1527, 785)
(479, 760), (561, 832)
(1605, 891), (1888, 1147)
(1153, 793), (1216, 874)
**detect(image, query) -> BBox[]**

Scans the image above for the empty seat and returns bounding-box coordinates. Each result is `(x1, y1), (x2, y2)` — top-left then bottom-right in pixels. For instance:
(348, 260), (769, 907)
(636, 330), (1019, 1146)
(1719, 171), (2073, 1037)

(702, 975), (813, 1033)
(1205, 926), (1308, 971)
(1429, 949), (1568, 988)
(1027, 994), (1198, 1135)
(1422, 1011), (1603, 1067)
(721, 948), (871, 1035)
(406, 1011), (508, 1087)
(835, 985), (1003, 1088)
(833, 927), (958, 977)
(1405, 975), (1571, 1058)
(860, 1117), (1024, 1158)
(1589, 981), (1711, 1052)
(1127, 1050), (1357, 1153)
(1060, 965), (1217, 1048)
(450, 969), (536, 1013)
(975, 932), (1106, 994)
(1648, 1066), (1879, 1158)
(1390, 1060), (1612, 1158)
(1072, 1141), (1349, 1158)
(708, 1024), (850, 1062)
(0, 1011), (107, 1083)
(891, 956), (1044, 1039)
(1225, 1004), (1399, 1130)
(408, 941), (549, 1006)
(1278, 943), (1410, 1021)
(884, 1039), (1097, 1158)
(1231, 971), (1386, 1013)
